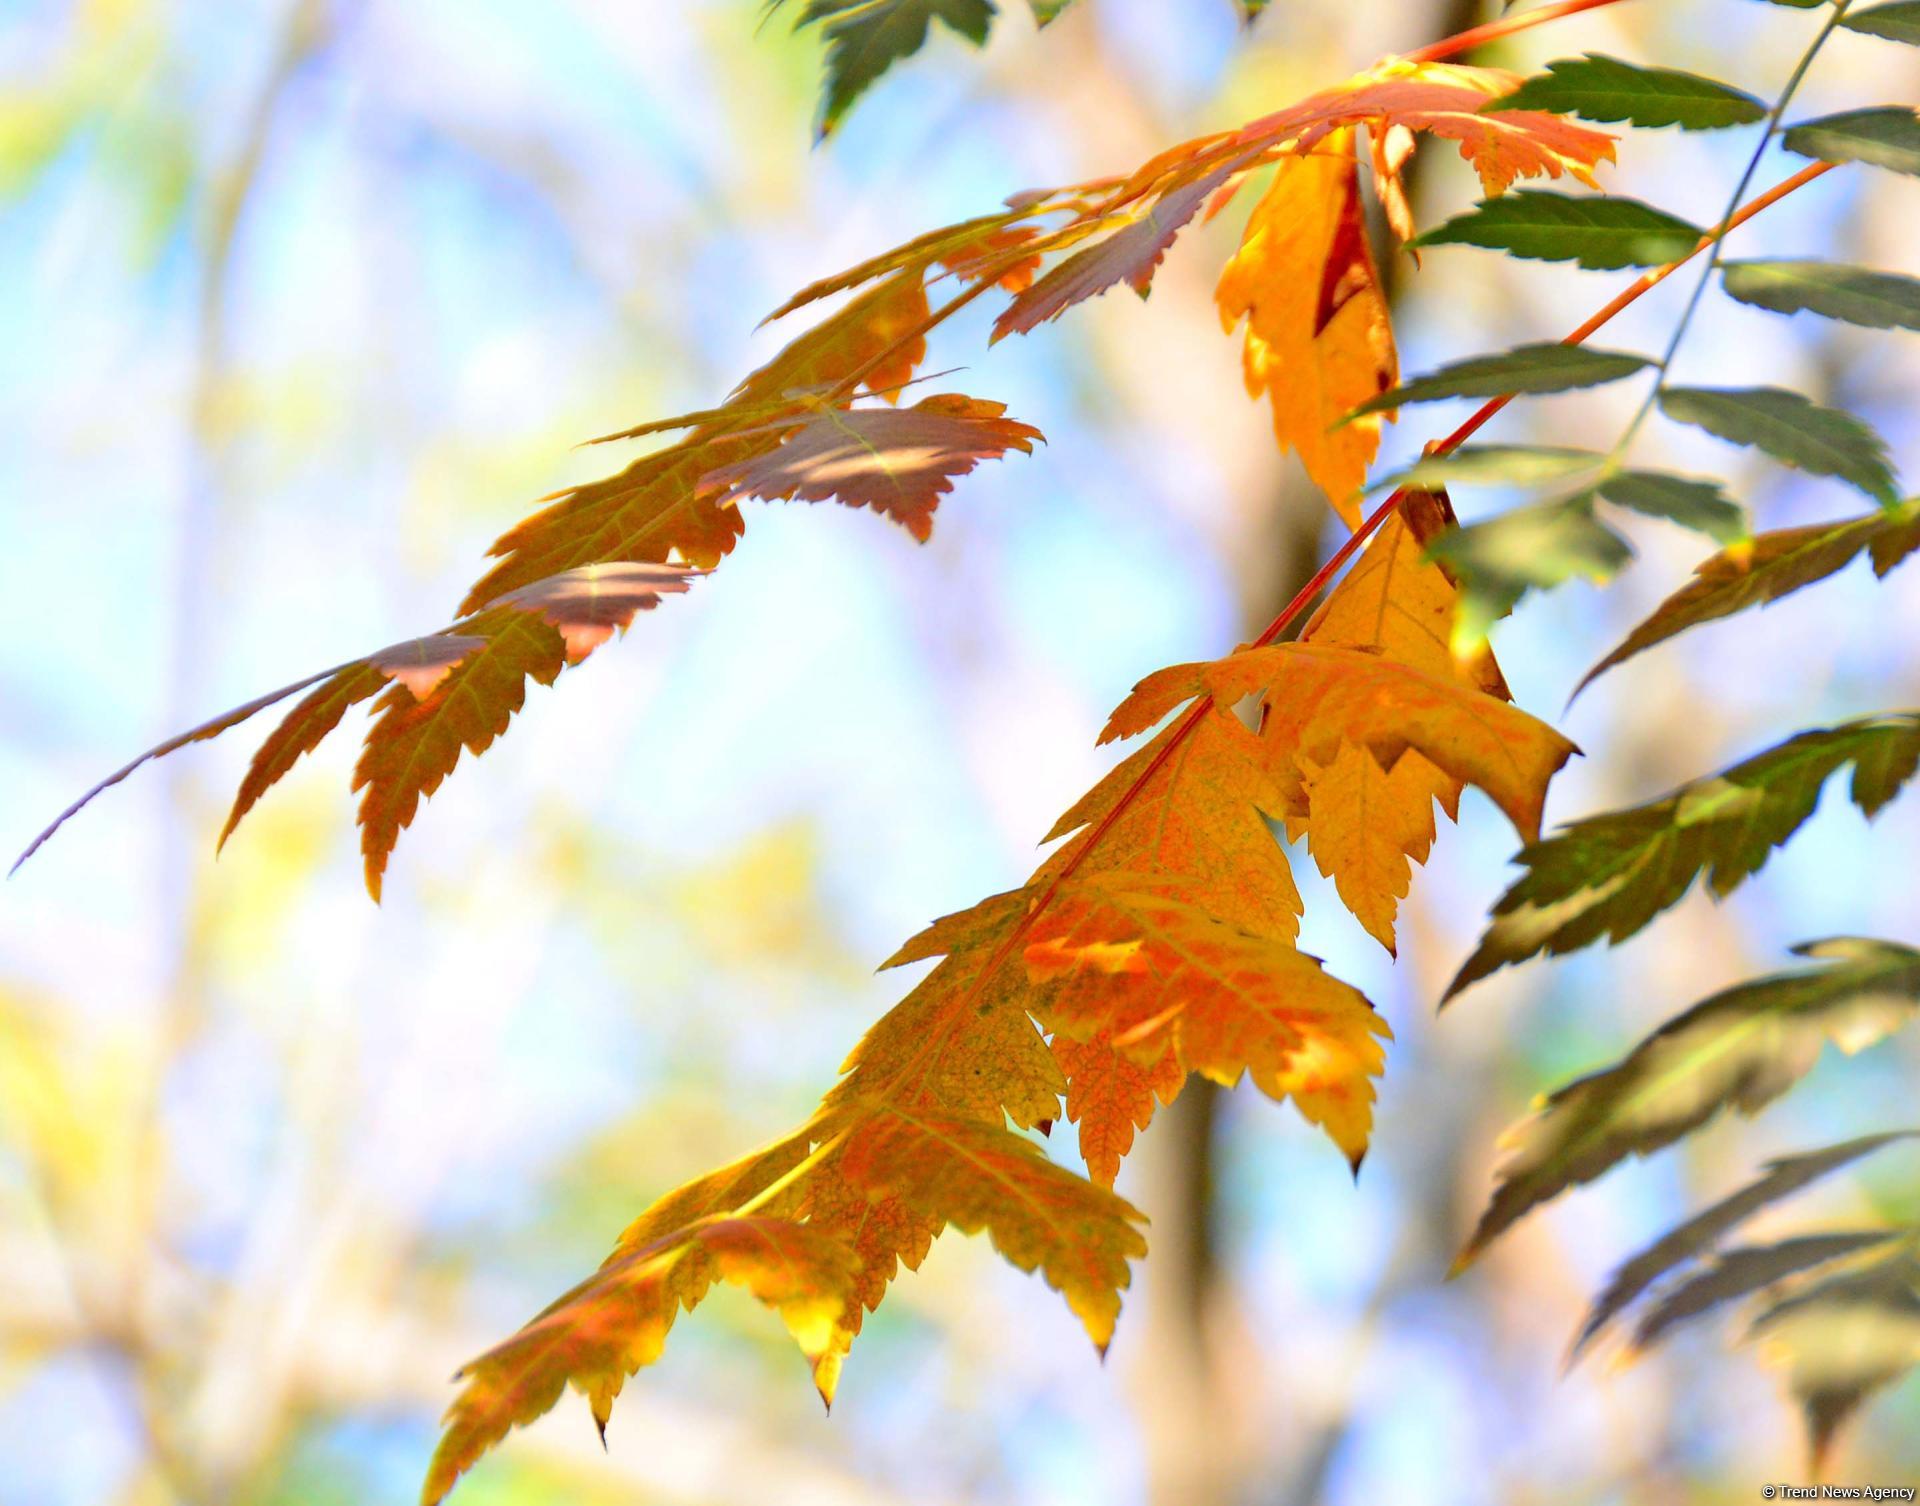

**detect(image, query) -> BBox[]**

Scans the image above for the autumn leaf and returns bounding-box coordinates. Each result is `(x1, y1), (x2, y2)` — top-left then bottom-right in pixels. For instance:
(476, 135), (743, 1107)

(1061, 632), (1570, 970)
(1288, 490), (1515, 949)
(1037, 707), (1304, 942)
(462, 269), (936, 614)
(993, 156), (1253, 340)
(1302, 492), (1507, 685)
(1022, 876), (1390, 1170)
(1293, 742), (1452, 953)
(1233, 61), (1617, 197)
(1051, 1027), (1183, 1187)
(1215, 132), (1398, 523)
(867, 701), (1375, 1179)
(834, 1104), (1148, 1347)
(695, 394), (1044, 541)
(1447, 716), (1920, 997)
(761, 203), (1060, 325)
(423, 1216), (862, 1506)
(995, 60), (1612, 346)
(1456, 939), (1920, 1266)
(15, 564), (704, 896)
(1105, 642), (1574, 843)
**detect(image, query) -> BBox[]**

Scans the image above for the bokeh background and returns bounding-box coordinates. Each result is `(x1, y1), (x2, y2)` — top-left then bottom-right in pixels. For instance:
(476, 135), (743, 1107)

(4, 2), (1919, 1503)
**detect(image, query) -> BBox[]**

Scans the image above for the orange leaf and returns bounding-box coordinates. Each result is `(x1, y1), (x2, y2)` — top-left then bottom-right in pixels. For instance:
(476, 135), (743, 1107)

(836, 1105), (1148, 1350)
(1105, 640), (1575, 844)
(462, 269), (933, 614)
(696, 394), (1043, 542)
(1052, 1028), (1183, 1187)
(1235, 61), (1616, 197)
(1216, 132), (1398, 523)
(15, 565), (704, 891)
(1294, 741), (1451, 953)
(1283, 490), (1518, 949)
(422, 1217), (860, 1506)
(992, 155), (1254, 341)
(1025, 876), (1390, 1171)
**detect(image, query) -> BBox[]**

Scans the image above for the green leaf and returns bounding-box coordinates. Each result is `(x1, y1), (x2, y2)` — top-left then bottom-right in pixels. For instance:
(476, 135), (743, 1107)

(1785, 107), (1920, 178)
(1456, 939), (1920, 1264)
(783, 0), (999, 137)
(1594, 471), (1748, 544)
(1578, 501), (1920, 690)
(1446, 717), (1920, 997)
(1570, 1133), (1920, 1364)
(1722, 260), (1920, 332)
(1423, 496), (1631, 647)
(1026, 0), (1077, 22)
(1752, 0), (1828, 7)
(1630, 1231), (1904, 1356)
(1658, 386), (1899, 504)
(1411, 191), (1704, 270)
(1484, 54), (1766, 130)
(1369, 444), (1602, 494)
(1841, 2), (1920, 44)
(1748, 1248), (1920, 1471)
(1346, 344), (1653, 420)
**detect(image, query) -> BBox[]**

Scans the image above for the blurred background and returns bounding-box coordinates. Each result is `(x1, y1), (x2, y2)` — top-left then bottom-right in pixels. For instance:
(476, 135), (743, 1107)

(4, 2), (1919, 1502)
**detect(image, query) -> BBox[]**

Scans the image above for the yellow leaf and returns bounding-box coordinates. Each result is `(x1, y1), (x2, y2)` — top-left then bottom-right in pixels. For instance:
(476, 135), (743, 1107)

(1052, 1027), (1184, 1187)
(422, 1217), (861, 1506)
(836, 1105), (1148, 1349)
(1296, 742), (1451, 953)
(1107, 641), (1574, 844)
(1286, 491), (1518, 949)
(1216, 132), (1397, 524)
(1025, 875), (1390, 1171)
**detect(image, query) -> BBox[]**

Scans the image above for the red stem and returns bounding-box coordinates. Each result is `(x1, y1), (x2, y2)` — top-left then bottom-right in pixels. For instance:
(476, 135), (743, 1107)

(1405, 0), (1635, 65)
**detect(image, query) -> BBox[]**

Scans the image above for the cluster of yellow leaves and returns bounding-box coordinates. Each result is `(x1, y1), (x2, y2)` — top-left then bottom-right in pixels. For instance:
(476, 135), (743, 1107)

(421, 484), (1575, 1501)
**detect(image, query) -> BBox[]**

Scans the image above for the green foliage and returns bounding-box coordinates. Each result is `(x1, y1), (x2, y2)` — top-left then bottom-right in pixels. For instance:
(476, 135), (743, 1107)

(1840, 2), (1920, 44)
(1457, 939), (1920, 1263)
(779, 0), (999, 136)
(1785, 108), (1920, 178)
(1370, 444), (1601, 493)
(1486, 54), (1766, 131)
(1749, 1248), (1920, 1469)
(1448, 719), (1920, 997)
(1580, 501), (1920, 689)
(1570, 1133), (1920, 1363)
(1657, 386), (1900, 503)
(1411, 191), (1704, 270)
(1722, 260), (1920, 332)
(1423, 496), (1631, 646)
(1348, 344), (1653, 419)
(1628, 1231), (1903, 1356)
(1593, 471), (1747, 543)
